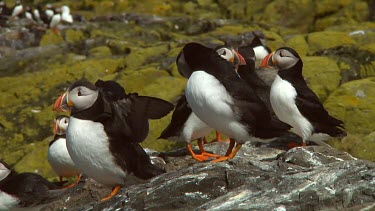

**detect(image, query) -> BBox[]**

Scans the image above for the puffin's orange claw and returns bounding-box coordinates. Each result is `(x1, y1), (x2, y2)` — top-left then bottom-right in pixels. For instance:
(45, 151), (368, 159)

(100, 185), (121, 202)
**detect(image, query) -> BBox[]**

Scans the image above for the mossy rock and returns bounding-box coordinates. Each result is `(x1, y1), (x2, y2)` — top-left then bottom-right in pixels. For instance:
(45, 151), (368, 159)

(64, 29), (86, 44)
(324, 77), (375, 134)
(261, 0), (315, 33)
(303, 56), (342, 101)
(126, 44), (170, 70)
(13, 138), (56, 179)
(286, 35), (309, 56)
(106, 39), (131, 55)
(39, 30), (64, 46)
(263, 31), (285, 51)
(307, 31), (356, 53)
(314, 0), (353, 16)
(88, 46), (112, 58)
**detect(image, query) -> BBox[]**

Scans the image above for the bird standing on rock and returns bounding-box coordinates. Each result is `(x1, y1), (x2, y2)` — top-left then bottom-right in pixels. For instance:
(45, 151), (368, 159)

(47, 115), (81, 188)
(159, 44), (249, 162)
(260, 47), (347, 145)
(183, 43), (292, 162)
(53, 79), (173, 201)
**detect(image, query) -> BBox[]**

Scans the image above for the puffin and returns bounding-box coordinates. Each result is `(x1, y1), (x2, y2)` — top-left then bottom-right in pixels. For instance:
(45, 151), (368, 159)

(248, 33), (271, 61)
(260, 47), (347, 145)
(53, 79), (173, 201)
(60, 5), (73, 24)
(0, 160), (65, 210)
(47, 115), (81, 187)
(159, 44), (247, 163)
(10, 0), (23, 18)
(183, 43), (292, 162)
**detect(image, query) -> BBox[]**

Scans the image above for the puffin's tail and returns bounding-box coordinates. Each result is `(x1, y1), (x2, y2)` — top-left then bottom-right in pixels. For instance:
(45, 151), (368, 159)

(123, 142), (165, 180)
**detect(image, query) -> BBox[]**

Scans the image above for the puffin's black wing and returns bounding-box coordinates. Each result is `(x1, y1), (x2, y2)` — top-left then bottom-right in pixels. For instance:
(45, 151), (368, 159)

(95, 80), (174, 143)
(158, 94), (192, 139)
(0, 173), (64, 207)
(293, 79), (346, 137)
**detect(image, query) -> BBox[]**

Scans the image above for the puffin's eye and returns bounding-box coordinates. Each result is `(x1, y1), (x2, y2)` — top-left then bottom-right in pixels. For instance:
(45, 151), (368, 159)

(64, 119), (68, 124)
(279, 51), (284, 57)
(77, 90), (82, 96)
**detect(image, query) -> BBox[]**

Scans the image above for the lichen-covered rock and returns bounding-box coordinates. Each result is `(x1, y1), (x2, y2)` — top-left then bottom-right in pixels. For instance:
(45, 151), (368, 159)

(286, 34), (309, 56)
(307, 31), (356, 53)
(39, 30), (64, 46)
(303, 56), (342, 100)
(88, 46), (112, 57)
(324, 77), (375, 135)
(261, 0), (315, 33)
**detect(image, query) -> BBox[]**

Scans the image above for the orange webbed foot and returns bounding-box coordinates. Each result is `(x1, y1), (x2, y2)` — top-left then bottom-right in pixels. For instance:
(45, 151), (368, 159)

(100, 185), (121, 202)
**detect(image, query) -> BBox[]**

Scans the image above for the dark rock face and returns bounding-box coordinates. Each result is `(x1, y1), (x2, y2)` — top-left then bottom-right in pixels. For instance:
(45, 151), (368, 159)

(44, 142), (375, 210)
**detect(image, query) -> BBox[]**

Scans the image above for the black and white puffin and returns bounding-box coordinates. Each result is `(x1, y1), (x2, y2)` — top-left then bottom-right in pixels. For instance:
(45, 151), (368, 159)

(183, 43), (292, 162)
(0, 160), (65, 210)
(48, 115), (81, 186)
(159, 44), (248, 162)
(53, 79), (173, 201)
(248, 33), (271, 61)
(260, 47), (347, 145)
(60, 5), (73, 24)
(10, 0), (23, 18)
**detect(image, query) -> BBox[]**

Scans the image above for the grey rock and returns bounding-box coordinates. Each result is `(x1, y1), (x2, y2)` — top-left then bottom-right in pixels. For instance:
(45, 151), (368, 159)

(43, 142), (375, 211)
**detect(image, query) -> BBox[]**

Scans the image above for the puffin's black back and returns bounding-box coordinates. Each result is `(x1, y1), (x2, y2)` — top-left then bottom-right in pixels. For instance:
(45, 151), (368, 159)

(0, 172), (64, 207)
(158, 94), (192, 139)
(277, 48), (346, 138)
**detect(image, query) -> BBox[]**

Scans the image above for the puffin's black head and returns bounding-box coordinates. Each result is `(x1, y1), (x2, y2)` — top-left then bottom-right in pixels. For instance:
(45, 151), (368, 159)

(95, 79), (126, 101)
(260, 47), (301, 70)
(0, 159), (12, 181)
(53, 115), (69, 135)
(178, 42), (213, 72)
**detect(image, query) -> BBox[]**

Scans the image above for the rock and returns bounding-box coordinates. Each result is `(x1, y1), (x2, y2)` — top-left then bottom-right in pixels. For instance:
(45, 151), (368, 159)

(44, 142), (375, 210)
(285, 35), (309, 56)
(302, 56), (342, 100)
(307, 31), (356, 53)
(324, 77), (375, 135)
(88, 46), (112, 57)
(261, 0), (315, 33)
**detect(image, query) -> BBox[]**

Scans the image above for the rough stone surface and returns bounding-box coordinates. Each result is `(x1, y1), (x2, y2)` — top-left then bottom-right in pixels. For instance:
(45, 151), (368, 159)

(42, 142), (375, 211)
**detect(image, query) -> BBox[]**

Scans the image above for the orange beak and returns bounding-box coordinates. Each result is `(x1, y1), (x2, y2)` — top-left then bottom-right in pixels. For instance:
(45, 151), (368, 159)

(260, 52), (275, 68)
(234, 50), (246, 66)
(53, 121), (59, 134)
(53, 93), (70, 112)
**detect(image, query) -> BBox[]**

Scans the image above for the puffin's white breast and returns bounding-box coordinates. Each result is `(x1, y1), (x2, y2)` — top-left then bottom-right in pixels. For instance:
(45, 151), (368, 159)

(47, 138), (80, 177)
(270, 75), (313, 140)
(180, 112), (213, 143)
(66, 117), (127, 186)
(186, 71), (250, 143)
(0, 191), (19, 211)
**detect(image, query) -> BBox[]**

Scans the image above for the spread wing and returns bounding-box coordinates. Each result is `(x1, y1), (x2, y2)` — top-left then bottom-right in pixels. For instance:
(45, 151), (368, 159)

(158, 94), (192, 139)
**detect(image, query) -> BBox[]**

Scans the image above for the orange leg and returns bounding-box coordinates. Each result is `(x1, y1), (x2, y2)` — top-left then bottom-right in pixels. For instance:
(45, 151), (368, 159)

(100, 185), (121, 202)
(187, 143), (210, 162)
(197, 138), (220, 158)
(211, 139), (242, 162)
(287, 141), (307, 149)
(210, 131), (230, 143)
(63, 174), (82, 189)
(203, 136), (208, 144)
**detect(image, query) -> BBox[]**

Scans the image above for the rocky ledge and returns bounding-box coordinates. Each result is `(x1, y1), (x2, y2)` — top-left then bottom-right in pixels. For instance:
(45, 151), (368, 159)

(45, 141), (375, 210)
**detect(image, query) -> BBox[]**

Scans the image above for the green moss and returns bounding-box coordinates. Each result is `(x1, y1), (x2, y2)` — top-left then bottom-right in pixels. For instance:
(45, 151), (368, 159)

(261, 0), (314, 33)
(64, 29), (86, 43)
(126, 44), (169, 70)
(286, 35), (309, 56)
(13, 138), (56, 179)
(324, 77), (375, 134)
(263, 31), (285, 51)
(302, 56), (341, 101)
(314, 0), (352, 16)
(307, 31), (356, 53)
(106, 39), (131, 55)
(39, 30), (64, 46)
(88, 46), (112, 58)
